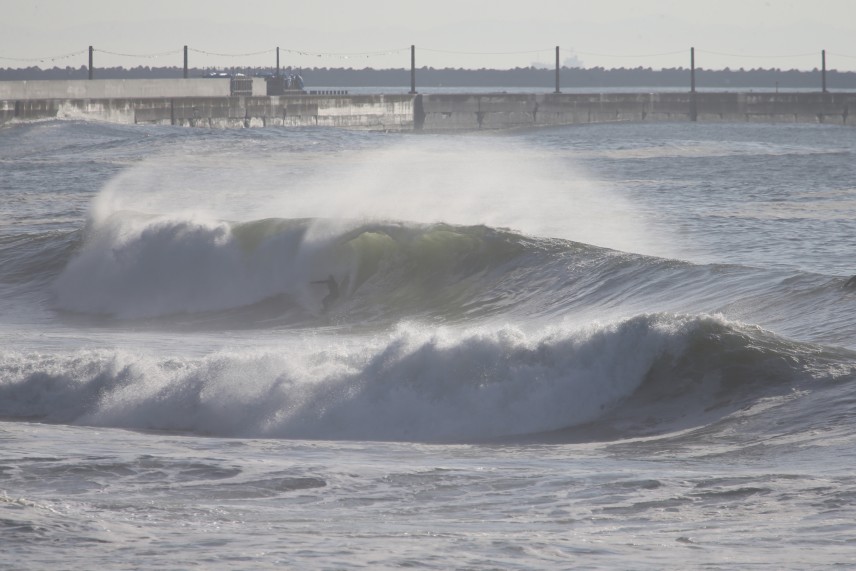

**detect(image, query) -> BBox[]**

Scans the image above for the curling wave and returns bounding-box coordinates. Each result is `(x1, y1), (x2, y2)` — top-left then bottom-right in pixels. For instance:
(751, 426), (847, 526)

(51, 213), (586, 322)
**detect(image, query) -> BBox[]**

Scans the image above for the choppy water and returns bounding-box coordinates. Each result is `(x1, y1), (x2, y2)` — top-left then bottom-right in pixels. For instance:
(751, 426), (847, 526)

(2, 118), (856, 569)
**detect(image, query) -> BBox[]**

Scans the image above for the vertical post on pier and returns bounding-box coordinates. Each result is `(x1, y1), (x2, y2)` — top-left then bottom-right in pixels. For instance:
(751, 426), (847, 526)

(409, 45), (417, 94)
(555, 46), (561, 94)
(822, 49), (827, 93)
(690, 46), (696, 93)
(183, 45), (188, 79)
(88, 46), (94, 80)
(276, 47), (280, 76)
(689, 47), (698, 121)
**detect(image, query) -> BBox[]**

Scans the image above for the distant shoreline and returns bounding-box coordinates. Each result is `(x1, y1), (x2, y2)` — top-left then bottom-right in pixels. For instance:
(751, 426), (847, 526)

(3, 66), (855, 90)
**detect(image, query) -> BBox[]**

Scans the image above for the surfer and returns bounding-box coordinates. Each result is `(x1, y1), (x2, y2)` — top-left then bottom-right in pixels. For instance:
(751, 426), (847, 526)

(312, 274), (340, 312)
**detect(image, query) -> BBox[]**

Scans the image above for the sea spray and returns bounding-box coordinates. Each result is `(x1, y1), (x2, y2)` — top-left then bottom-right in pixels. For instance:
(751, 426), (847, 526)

(82, 133), (679, 258)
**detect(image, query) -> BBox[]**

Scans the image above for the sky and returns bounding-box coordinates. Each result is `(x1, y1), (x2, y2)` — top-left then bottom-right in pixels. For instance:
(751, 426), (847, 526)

(2, 0), (855, 72)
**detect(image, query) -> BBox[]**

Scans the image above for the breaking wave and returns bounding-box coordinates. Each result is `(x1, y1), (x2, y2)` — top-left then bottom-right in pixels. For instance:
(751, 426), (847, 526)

(0, 314), (852, 443)
(49, 212), (594, 322)
(3, 211), (846, 342)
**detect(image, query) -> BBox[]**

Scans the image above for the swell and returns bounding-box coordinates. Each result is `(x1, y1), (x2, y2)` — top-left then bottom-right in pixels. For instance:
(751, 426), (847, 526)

(0, 314), (853, 444)
(43, 213), (856, 345)
(0, 230), (80, 289)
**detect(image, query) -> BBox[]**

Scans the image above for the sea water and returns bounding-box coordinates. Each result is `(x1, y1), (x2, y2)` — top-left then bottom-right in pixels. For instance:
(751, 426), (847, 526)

(2, 118), (856, 569)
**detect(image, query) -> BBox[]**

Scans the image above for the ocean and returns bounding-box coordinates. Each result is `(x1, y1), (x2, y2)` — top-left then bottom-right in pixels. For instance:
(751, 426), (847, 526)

(2, 117), (856, 569)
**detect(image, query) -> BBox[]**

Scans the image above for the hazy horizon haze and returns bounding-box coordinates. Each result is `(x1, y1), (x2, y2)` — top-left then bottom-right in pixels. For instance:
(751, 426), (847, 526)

(2, 1), (855, 71)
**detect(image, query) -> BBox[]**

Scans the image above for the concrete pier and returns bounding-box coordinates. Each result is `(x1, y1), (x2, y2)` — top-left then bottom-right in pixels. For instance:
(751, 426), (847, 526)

(0, 94), (416, 129)
(1, 79), (854, 130)
(0, 78), (231, 100)
(418, 92), (854, 130)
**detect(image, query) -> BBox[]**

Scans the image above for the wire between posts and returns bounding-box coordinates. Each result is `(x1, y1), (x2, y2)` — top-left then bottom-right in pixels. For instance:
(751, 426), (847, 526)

(695, 48), (818, 59)
(188, 48), (276, 58)
(184, 46), (410, 65)
(276, 47), (410, 60)
(0, 49), (88, 63)
(96, 48), (183, 59)
(419, 47), (554, 56)
(572, 48), (687, 59)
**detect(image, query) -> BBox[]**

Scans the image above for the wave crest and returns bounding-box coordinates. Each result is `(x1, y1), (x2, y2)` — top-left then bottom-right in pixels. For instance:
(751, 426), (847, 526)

(2, 314), (848, 442)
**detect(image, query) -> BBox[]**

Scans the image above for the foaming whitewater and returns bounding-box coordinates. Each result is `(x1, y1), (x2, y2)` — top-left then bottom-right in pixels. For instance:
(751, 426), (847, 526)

(4, 313), (845, 442)
(54, 214), (305, 318)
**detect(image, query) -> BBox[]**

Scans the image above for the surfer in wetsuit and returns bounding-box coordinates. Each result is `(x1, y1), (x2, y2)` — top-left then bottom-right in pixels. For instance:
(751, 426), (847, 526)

(312, 275), (339, 312)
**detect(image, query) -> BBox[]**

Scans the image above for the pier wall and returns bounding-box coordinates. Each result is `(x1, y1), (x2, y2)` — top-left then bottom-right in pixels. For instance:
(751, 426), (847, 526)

(0, 94), (416, 129)
(1, 82), (854, 130)
(0, 79), (232, 100)
(418, 92), (854, 130)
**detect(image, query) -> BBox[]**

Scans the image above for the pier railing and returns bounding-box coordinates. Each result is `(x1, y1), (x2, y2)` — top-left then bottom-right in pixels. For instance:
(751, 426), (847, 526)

(2, 44), (854, 94)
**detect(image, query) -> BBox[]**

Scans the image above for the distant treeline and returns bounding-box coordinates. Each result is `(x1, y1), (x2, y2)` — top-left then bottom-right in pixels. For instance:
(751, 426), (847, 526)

(2, 65), (854, 89)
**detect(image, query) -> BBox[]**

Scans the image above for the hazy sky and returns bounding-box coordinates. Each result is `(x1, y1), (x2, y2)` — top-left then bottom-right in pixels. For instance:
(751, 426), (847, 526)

(3, 0), (855, 71)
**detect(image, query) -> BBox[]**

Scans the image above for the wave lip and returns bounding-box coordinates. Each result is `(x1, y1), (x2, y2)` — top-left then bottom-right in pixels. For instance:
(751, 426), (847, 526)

(3, 314), (849, 443)
(53, 214), (258, 318)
